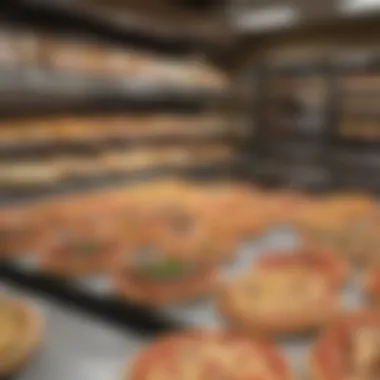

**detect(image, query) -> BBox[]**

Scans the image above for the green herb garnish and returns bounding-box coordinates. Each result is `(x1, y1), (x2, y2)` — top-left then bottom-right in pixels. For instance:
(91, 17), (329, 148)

(135, 258), (195, 281)
(73, 240), (101, 256)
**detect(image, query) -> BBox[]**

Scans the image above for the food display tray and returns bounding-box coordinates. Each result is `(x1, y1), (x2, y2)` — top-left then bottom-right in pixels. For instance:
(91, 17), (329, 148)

(0, 226), (366, 380)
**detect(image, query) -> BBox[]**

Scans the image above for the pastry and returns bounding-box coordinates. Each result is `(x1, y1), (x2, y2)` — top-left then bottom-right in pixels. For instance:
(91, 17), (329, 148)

(125, 330), (290, 380)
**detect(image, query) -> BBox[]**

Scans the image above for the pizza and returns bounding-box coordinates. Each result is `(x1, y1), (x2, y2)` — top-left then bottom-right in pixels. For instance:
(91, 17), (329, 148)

(310, 309), (380, 380)
(0, 205), (45, 257)
(126, 330), (290, 380)
(38, 214), (121, 276)
(301, 214), (380, 267)
(186, 184), (269, 240)
(0, 296), (42, 375)
(295, 193), (374, 228)
(218, 249), (343, 336)
(112, 240), (219, 305)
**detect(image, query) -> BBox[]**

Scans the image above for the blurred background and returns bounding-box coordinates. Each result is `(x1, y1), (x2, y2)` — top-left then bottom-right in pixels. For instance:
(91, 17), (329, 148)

(1, 0), (380, 379)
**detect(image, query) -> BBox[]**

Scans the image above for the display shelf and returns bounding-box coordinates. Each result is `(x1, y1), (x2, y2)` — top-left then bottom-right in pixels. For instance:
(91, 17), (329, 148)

(1, 0), (212, 56)
(0, 132), (232, 159)
(0, 261), (182, 335)
(0, 65), (226, 104)
(0, 159), (233, 205)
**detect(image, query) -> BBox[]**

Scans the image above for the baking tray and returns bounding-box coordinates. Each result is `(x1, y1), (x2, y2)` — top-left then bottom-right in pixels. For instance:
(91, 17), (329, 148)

(0, 225), (366, 380)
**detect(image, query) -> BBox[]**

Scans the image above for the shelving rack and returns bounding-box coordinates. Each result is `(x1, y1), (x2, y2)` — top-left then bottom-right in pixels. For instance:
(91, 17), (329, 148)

(244, 60), (334, 190)
(329, 54), (380, 191)
(0, 1), (235, 201)
(0, 0), (235, 336)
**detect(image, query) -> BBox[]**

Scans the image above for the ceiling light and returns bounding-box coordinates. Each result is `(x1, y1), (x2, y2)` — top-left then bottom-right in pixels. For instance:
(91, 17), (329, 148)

(340, 0), (380, 13)
(233, 4), (300, 32)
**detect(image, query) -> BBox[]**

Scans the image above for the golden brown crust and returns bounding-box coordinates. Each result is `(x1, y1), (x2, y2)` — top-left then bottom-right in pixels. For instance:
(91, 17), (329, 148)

(0, 296), (43, 376)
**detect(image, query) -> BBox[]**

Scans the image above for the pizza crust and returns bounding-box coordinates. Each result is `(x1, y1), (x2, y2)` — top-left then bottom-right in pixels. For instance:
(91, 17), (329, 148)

(0, 296), (43, 376)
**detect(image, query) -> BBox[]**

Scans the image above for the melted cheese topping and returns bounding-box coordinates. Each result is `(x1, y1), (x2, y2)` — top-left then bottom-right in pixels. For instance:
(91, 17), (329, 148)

(230, 268), (327, 317)
(148, 338), (277, 380)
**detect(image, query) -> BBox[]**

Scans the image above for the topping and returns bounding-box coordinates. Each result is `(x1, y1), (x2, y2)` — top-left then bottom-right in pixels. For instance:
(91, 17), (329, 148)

(134, 257), (196, 282)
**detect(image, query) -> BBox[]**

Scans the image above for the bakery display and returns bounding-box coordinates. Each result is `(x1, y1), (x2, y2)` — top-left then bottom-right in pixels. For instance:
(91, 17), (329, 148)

(0, 296), (42, 376)
(218, 249), (343, 336)
(126, 330), (290, 380)
(310, 309), (380, 380)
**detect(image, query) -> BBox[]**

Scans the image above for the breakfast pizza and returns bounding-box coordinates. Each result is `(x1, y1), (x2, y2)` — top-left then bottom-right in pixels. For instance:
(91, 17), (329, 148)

(0, 296), (42, 376)
(126, 330), (290, 380)
(310, 309), (380, 380)
(218, 249), (344, 336)
(112, 239), (219, 305)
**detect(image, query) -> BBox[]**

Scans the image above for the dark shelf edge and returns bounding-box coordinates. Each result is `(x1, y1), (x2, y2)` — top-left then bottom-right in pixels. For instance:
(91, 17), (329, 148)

(0, 261), (183, 337)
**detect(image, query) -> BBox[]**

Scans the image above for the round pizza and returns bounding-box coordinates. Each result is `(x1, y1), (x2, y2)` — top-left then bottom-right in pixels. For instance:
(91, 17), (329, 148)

(112, 241), (219, 305)
(0, 205), (45, 257)
(301, 214), (380, 267)
(310, 309), (380, 380)
(218, 249), (343, 336)
(0, 296), (42, 376)
(38, 215), (121, 276)
(148, 203), (238, 264)
(125, 330), (290, 380)
(294, 193), (374, 233)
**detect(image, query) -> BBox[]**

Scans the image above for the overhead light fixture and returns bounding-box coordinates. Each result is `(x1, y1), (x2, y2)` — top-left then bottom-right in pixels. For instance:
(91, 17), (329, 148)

(340, 0), (380, 13)
(233, 4), (300, 32)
